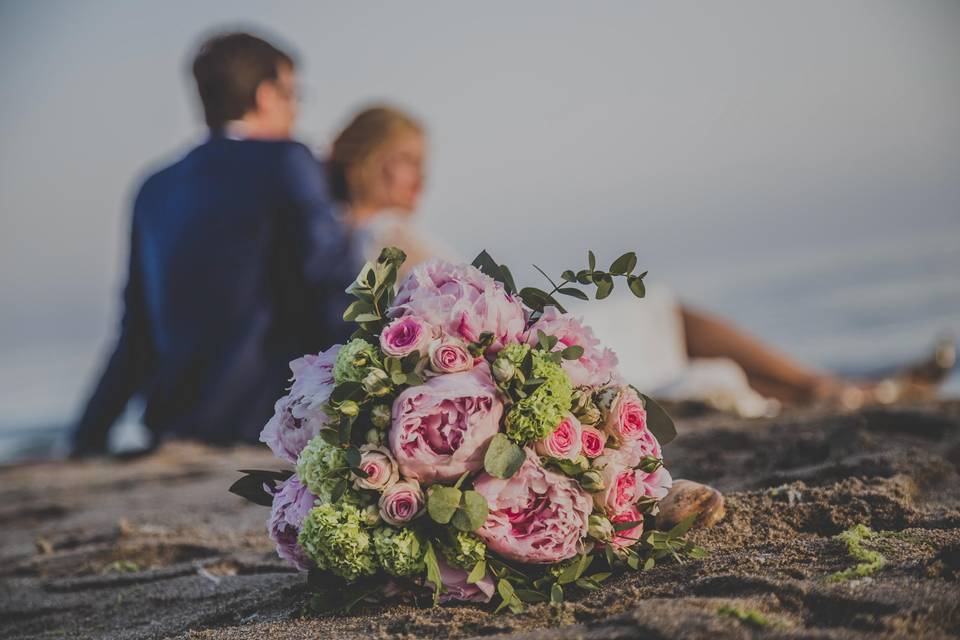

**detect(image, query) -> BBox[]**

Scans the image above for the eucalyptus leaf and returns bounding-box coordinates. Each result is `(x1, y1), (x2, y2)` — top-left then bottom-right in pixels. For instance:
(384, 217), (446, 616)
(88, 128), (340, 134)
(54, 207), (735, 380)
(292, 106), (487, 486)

(426, 486), (462, 524)
(640, 393), (677, 445)
(451, 490), (489, 532)
(561, 345), (584, 360)
(595, 274), (614, 300)
(609, 251), (637, 275)
(627, 275), (646, 298)
(557, 287), (589, 301)
(345, 447), (362, 469)
(588, 250), (596, 271)
(483, 434), (526, 479)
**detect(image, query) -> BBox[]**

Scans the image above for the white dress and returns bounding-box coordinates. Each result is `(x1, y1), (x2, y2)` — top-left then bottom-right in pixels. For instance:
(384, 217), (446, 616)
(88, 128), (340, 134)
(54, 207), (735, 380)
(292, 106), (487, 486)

(355, 215), (775, 417)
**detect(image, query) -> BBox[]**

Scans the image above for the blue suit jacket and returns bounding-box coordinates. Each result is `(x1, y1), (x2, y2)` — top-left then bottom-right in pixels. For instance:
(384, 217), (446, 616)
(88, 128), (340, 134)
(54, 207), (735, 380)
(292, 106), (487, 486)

(71, 136), (360, 454)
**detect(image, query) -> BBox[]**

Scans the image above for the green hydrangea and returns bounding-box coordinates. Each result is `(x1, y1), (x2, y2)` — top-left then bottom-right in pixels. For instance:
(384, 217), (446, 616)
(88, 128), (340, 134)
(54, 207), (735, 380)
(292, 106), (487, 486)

(501, 344), (573, 443)
(439, 531), (486, 570)
(372, 526), (425, 577)
(333, 338), (381, 384)
(298, 503), (377, 582)
(296, 437), (364, 506)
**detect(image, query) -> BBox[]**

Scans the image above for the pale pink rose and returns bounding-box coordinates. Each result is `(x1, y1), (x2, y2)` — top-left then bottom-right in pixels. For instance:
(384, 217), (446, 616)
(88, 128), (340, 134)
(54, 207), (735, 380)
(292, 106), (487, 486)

(389, 367), (503, 483)
(601, 386), (648, 445)
(428, 556), (496, 603)
(268, 475), (317, 571)
(591, 455), (644, 514)
(259, 345), (341, 462)
(580, 425), (607, 458)
(534, 414), (583, 460)
(378, 480), (424, 525)
(527, 306), (619, 388)
(610, 505), (644, 550)
(428, 338), (474, 374)
(639, 466), (673, 501)
(353, 445), (399, 491)
(391, 259), (526, 353)
(612, 430), (662, 468)
(380, 316), (433, 358)
(473, 450), (592, 564)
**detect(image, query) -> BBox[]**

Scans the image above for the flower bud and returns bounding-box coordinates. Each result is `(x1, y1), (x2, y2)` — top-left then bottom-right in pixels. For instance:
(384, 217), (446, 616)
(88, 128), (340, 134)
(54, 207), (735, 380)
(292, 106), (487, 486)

(364, 428), (382, 445)
(339, 400), (360, 417)
(576, 402), (601, 426)
(362, 504), (382, 527)
(579, 469), (605, 493)
(370, 403), (392, 429)
(588, 514), (614, 541)
(362, 368), (392, 397)
(640, 456), (663, 473)
(491, 356), (516, 383)
(570, 389), (591, 414)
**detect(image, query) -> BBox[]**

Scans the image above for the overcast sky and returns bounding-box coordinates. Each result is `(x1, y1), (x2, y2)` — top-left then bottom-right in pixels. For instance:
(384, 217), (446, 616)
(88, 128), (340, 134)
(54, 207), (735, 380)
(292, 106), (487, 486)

(1, 1), (959, 425)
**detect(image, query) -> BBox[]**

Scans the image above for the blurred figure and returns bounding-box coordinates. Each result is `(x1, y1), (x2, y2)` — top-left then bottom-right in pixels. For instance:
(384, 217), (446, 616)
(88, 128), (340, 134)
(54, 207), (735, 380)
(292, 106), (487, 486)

(71, 32), (359, 456)
(327, 105), (953, 416)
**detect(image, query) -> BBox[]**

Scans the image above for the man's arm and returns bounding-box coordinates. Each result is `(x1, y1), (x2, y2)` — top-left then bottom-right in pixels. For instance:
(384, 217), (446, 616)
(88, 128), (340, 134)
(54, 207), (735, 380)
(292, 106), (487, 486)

(71, 218), (153, 456)
(278, 143), (362, 349)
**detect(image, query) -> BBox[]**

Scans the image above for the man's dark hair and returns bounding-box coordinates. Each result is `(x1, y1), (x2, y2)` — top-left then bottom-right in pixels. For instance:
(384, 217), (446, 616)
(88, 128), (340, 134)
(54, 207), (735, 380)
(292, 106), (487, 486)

(191, 32), (295, 130)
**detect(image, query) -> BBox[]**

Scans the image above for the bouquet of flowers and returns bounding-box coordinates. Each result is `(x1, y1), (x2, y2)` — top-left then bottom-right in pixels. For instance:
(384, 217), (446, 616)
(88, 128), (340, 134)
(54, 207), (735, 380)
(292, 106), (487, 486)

(231, 248), (694, 612)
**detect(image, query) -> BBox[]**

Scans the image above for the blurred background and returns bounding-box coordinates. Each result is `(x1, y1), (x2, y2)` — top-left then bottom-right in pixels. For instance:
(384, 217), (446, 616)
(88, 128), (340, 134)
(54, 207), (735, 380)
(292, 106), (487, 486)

(1, 1), (958, 462)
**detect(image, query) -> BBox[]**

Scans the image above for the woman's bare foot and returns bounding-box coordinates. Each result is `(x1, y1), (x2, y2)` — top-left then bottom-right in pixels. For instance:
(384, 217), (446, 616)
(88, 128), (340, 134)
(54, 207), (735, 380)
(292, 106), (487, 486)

(657, 480), (725, 530)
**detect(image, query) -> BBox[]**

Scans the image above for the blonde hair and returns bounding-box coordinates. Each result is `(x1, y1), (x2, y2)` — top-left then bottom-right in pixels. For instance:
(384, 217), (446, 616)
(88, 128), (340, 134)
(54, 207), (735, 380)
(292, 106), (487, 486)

(327, 105), (424, 204)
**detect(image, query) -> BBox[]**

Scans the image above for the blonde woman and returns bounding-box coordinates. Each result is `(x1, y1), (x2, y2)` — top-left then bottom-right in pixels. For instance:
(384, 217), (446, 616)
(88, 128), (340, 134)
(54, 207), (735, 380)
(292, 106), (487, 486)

(325, 105), (952, 416)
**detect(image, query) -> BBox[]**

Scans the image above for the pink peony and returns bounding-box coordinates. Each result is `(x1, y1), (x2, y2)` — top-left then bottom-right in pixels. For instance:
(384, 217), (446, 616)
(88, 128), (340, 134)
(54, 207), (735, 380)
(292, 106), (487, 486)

(353, 445), (399, 491)
(378, 480), (424, 525)
(429, 556), (496, 603)
(610, 505), (644, 550)
(534, 414), (583, 460)
(600, 386), (648, 445)
(527, 306), (619, 388)
(428, 337), (475, 374)
(580, 425), (607, 458)
(380, 316), (433, 358)
(473, 450), (592, 564)
(260, 345), (341, 462)
(391, 259), (526, 353)
(268, 475), (318, 571)
(389, 367), (503, 483)
(592, 455), (644, 514)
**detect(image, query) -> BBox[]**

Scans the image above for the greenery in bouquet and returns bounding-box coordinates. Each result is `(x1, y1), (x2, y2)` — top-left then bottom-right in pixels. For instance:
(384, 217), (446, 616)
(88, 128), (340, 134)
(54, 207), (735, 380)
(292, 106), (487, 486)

(231, 246), (703, 614)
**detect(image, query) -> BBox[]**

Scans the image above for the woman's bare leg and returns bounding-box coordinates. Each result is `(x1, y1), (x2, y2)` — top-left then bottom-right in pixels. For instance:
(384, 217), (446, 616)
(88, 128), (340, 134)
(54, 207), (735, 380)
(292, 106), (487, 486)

(681, 305), (835, 404)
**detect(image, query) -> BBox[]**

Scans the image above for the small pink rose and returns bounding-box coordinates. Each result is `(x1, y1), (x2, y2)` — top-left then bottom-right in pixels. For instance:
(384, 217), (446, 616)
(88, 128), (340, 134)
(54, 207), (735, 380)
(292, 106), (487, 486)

(639, 466), (673, 501)
(580, 426), (607, 458)
(592, 456), (643, 514)
(352, 445), (399, 491)
(610, 505), (644, 550)
(534, 414), (583, 460)
(428, 338), (474, 374)
(378, 480), (424, 525)
(380, 316), (432, 357)
(600, 386), (648, 444)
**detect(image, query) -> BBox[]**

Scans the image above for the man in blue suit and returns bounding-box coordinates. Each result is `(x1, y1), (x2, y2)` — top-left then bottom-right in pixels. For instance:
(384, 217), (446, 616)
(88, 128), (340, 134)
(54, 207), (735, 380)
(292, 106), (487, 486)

(71, 32), (359, 456)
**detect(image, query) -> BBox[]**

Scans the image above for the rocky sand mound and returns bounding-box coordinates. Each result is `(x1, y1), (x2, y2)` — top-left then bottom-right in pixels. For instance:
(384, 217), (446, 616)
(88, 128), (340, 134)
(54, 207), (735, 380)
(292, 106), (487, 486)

(2, 402), (959, 639)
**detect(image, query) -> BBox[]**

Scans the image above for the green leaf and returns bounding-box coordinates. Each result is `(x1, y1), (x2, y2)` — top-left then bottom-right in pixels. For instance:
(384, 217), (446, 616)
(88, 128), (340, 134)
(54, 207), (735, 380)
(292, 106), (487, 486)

(550, 582), (563, 606)
(423, 542), (442, 606)
(519, 287), (567, 314)
(467, 559), (487, 584)
(496, 579), (518, 613)
(345, 447), (362, 469)
(426, 486), (462, 524)
(589, 572), (612, 582)
(561, 345), (584, 360)
(627, 275), (646, 298)
(640, 393), (677, 445)
(452, 490), (489, 532)
(228, 469), (293, 506)
(588, 250), (596, 271)
(643, 557), (655, 571)
(483, 433), (526, 479)
(561, 270), (576, 282)
(499, 264), (517, 295)
(576, 269), (594, 285)
(609, 251), (638, 275)
(575, 577), (601, 591)
(343, 300), (373, 322)
(515, 589), (549, 603)
(613, 519), (644, 531)
(668, 513), (699, 538)
(595, 274), (614, 300)
(689, 547), (709, 559)
(557, 287), (589, 301)
(557, 554), (587, 585)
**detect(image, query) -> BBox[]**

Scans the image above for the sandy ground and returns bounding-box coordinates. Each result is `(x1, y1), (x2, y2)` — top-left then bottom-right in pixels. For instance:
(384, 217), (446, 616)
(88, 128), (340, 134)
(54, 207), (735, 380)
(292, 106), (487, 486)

(2, 402), (959, 639)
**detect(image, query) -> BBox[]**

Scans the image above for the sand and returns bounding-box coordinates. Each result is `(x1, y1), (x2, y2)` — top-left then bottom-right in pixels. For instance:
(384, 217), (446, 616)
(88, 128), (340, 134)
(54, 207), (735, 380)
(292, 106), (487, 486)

(2, 401), (959, 639)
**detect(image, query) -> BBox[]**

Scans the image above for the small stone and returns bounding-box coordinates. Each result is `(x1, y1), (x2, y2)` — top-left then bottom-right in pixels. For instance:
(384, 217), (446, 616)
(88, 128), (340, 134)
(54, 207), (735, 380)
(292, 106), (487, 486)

(657, 479), (726, 530)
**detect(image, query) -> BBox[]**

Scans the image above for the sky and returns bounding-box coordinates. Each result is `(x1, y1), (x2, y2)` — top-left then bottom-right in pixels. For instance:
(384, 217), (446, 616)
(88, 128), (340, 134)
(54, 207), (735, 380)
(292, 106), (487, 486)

(1, 1), (959, 431)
